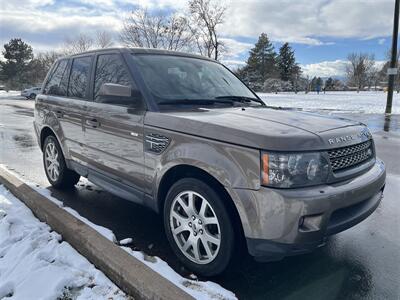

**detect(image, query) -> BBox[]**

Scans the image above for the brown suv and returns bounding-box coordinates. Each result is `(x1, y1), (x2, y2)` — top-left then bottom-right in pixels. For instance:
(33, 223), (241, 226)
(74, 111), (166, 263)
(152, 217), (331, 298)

(34, 48), (386, 276)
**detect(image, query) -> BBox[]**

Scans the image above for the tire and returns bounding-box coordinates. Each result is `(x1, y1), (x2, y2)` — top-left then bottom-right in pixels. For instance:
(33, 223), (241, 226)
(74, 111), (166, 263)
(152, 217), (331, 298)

(29, 93), (36, 99)
(164, 178), (235, 276)
(42, 135), (80, 189)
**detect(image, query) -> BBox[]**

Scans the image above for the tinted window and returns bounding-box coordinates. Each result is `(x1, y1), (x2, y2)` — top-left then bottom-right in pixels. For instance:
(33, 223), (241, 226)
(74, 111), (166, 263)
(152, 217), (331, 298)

(132, 54), (257, 105)
(94, 54), (141, 107)
(58, 60), (71, 96)
(44, 60), (69, 96)
(68, 56), (92, 99)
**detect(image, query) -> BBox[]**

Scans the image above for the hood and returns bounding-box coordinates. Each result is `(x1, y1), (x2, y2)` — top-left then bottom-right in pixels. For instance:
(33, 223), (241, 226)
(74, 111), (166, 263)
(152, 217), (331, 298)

(145, 106), (371, 151)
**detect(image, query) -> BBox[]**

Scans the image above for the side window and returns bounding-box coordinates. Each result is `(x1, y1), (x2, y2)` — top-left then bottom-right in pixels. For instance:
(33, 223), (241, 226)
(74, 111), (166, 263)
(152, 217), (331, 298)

(94, 54), (142, 108)
(43, 60), (68, 96)
(68, 56), (92, 99)
(58, 59), (71, 96)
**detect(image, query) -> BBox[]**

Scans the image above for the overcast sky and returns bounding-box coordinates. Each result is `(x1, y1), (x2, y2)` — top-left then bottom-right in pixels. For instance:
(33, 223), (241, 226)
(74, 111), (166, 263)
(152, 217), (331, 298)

(0, 0), (396, 77)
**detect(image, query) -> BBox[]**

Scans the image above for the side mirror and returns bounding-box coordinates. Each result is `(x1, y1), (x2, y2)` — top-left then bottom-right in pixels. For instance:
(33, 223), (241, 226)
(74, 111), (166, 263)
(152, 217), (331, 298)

(98, 83), (132, 97)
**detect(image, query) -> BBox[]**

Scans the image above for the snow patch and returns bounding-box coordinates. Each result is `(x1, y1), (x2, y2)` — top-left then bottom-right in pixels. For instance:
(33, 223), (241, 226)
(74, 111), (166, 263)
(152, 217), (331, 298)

(0, 185), (127, 300)
(122, 247), (236, 300)
(0, 164), (237, 299)
(119, 238), (133, 246)
(258, 91), (400, 114)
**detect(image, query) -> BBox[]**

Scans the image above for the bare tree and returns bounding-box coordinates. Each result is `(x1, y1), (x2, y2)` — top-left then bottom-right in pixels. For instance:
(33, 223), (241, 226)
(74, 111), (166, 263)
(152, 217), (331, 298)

(63, 34), (94, 55)
(380, 49), (400, 92)
(346, 52), (375, 92)
(63, 31), (113, 55)
(189, 0), (226, 60)
(36, 51), (62, 71)
(163, 14), (194, 51)
(25, 51), (63, 85)
(95, 31), (114, 49)
(120, 9), (193, 51)
(366, 65), (381, 91)
(121, 9), (160, 48)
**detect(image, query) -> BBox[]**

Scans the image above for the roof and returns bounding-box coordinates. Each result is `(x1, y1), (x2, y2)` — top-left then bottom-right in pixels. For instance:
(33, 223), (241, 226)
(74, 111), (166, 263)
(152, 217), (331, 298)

(61, 47), (216, 62)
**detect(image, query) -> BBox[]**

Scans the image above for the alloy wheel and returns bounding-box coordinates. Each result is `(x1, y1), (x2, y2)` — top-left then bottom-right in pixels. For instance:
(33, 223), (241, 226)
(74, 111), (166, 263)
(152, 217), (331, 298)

(169, 191), (221, 264)
(44, 141), (60, 182)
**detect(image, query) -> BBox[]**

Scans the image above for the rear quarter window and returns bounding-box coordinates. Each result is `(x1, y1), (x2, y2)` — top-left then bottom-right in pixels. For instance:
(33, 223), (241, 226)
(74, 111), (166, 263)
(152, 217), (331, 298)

(43, 60), (69, 96)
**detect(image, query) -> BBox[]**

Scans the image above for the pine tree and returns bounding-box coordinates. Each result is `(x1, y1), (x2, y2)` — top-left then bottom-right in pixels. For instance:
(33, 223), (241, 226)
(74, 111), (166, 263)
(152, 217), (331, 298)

(316, 77), (323, 89)
(237, 33), (277, 90)
(310, 76), (318, 90)
(248, 33), (277, 80)
(277, 42), (300, 81)
(325, 77), (334, 90)
(0, 38), (33, 89)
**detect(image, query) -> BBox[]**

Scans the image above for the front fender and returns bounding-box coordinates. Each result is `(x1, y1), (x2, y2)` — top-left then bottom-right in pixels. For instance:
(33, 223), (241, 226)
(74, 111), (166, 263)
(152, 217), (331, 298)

(144, 126), (261, 196)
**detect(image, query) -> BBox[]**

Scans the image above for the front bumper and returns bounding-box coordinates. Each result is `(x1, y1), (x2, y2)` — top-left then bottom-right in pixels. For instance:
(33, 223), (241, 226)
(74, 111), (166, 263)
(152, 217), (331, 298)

(232, 159), (386, 261)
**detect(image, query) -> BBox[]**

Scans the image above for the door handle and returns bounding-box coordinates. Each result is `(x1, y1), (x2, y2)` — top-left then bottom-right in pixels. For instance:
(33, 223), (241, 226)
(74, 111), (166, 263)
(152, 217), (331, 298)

(86, 118), (99, 128)
(55, 110), (63, 118)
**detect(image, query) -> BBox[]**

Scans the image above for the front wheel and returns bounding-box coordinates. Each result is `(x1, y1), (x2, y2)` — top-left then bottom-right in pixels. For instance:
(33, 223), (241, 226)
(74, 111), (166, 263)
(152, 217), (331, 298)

(43, 135), (80, 189)
(164, 178), (235, 276)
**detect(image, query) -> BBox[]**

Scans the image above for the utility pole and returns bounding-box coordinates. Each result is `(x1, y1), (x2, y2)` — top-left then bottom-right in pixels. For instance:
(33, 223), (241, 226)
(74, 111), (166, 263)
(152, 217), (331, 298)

(385, 0), (399, 114)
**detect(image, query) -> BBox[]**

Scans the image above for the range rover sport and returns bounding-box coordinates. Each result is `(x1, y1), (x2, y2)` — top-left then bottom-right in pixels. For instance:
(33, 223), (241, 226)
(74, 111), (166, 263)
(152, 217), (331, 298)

(34, 48), (386, 276)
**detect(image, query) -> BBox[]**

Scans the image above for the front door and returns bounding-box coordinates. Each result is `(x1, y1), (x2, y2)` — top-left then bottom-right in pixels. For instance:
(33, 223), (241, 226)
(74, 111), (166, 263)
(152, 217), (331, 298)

(84, 53), (146, 201)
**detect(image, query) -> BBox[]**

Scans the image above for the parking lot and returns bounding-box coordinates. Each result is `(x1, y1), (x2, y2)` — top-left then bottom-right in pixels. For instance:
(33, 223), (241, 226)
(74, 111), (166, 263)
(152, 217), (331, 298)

(0, 95), (399, 299)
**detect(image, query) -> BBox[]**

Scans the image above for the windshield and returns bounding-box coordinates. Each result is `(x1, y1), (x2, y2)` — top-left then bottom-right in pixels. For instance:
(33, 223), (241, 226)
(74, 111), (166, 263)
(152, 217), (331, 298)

(131, 54), (259, 106)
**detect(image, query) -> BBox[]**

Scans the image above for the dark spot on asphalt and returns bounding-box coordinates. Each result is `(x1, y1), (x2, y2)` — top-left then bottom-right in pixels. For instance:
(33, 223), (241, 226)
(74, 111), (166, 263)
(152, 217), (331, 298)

(15, 109), (34, 117)
(12, 133), (35, 149)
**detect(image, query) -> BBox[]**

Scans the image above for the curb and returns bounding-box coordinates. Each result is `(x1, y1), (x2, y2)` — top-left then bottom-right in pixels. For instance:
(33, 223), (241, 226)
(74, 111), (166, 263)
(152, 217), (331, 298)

(0, 169), (194, 300)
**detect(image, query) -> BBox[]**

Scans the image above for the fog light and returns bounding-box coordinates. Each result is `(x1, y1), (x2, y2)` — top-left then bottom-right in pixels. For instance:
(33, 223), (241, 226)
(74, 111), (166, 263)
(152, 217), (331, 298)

(299, 214), (323, 232)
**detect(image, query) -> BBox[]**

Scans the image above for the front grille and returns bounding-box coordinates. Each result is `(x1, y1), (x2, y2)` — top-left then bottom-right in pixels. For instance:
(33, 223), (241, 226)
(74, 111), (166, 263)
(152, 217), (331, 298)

(328, 140), (374, 172)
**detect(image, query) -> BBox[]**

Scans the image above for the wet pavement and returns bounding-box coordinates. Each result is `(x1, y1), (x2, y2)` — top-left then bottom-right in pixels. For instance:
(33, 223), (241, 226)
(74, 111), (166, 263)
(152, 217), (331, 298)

(0, 97), (399, 300)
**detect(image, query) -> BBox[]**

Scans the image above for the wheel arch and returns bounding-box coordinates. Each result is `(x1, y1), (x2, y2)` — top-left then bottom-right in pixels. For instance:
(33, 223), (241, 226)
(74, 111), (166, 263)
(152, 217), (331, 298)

(40, 126), (58, 150)
(156, 164), (246, 245)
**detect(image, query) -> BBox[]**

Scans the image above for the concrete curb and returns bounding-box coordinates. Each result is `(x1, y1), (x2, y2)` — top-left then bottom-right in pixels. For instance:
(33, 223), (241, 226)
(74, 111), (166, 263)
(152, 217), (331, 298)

(0, 169), (194, 300)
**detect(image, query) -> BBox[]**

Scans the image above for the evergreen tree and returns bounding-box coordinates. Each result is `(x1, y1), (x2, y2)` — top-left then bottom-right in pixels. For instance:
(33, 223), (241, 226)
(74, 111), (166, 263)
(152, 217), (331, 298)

(0, 38), (33, 88)
(237, 33), (277, 90)
(325, 77), (334, 90)
(310, 76), (318, 90)
(310, 76), (323, 91)
(277, 42), (300, 81)
(316, 77), (323, 89)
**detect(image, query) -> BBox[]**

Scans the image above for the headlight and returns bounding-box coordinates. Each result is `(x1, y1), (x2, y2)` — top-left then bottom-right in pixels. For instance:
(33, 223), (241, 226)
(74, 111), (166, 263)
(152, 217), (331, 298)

(261, 151), (329, 188)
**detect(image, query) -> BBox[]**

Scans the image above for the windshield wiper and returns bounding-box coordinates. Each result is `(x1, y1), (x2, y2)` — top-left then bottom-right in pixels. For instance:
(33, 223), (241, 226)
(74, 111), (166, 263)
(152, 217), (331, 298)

(159, 99), (234, 106)
(215, 96), (265, 105)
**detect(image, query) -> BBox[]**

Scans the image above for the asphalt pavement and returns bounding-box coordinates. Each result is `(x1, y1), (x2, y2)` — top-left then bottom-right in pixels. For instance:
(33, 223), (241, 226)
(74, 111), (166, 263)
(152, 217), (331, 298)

(0, 96), (399, 300)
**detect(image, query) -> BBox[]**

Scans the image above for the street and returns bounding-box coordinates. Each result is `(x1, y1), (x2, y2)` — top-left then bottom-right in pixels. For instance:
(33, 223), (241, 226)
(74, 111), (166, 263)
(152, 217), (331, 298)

(0, 95), (399, 300)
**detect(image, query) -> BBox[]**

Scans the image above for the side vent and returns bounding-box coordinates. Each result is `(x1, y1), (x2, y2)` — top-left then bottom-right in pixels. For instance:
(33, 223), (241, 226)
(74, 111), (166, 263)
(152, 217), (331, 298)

(145, 133), (170, 154)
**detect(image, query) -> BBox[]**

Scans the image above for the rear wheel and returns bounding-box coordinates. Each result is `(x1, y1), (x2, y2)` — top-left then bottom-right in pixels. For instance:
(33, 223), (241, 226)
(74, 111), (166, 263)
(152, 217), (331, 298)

(43, 135), (80, 189)
(164, 178), (235, 276)
(29, 93), (36, 99)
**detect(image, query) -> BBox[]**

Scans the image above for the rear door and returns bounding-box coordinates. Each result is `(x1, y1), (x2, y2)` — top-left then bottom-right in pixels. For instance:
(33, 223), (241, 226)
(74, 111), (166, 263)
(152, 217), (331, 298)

(63, 55), (93, 165)
(39, 57), (89, 165)
(84, 52), (146, 201)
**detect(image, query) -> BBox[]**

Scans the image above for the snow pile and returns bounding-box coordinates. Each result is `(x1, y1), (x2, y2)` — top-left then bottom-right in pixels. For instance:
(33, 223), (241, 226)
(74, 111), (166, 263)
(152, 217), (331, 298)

(258, 91), (400, 114)
(121, 246), (236, 300)
(0, 165), (237, 300)
(0, 91), (23, 100)
(0, 185), (127, 300)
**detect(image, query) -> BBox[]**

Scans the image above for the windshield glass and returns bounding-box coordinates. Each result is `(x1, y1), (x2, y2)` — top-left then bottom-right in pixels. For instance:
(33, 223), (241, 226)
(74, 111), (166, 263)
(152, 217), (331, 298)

(131, 54), (259, 105)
